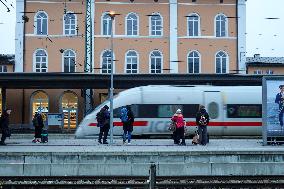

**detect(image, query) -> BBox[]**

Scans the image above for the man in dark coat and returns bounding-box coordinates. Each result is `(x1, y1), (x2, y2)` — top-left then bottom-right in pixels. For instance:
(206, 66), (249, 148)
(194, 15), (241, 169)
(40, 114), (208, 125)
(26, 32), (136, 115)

(97, 105), (110, 144)
(0, 109), (12, 145)
(275, 85), (284, 128)
(196, 105), (209, 145)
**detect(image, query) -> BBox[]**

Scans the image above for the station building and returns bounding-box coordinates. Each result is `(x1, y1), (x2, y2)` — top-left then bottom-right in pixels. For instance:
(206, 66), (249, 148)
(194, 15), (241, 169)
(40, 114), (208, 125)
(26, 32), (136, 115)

(10, 0), (246, 131)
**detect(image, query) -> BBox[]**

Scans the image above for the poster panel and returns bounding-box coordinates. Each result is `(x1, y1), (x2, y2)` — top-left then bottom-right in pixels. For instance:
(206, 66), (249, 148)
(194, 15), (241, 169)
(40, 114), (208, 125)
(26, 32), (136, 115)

(263, 76), (284, 145)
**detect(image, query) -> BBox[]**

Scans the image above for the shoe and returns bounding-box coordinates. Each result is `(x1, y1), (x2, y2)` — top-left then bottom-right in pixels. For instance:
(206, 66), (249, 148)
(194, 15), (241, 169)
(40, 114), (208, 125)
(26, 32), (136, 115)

(36, 139), (41, 143)
(32, 139), (37, 143)
(180, 143), (186, 146)
(98, 140), (102, 144)
(123, 140), (126, 144)
(128, 142), (131, 145)
(0, 141), (6, 145)
(103, 141), (108, 144)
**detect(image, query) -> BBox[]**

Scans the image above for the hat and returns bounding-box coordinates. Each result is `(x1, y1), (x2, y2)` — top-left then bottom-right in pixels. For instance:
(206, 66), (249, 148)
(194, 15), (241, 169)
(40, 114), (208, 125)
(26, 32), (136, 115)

(103, 105), (109, 110)
(176, 109), (182, 114)
(279, 85), (284, 89)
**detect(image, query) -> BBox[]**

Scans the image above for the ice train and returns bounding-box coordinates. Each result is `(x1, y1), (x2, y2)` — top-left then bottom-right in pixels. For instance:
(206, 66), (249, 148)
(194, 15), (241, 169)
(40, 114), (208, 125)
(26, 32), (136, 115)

(75, 85), (262, 138)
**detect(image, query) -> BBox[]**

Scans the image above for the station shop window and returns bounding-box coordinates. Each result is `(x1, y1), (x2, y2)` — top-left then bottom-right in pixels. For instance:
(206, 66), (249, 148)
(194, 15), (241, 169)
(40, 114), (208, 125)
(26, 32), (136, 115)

(31, 91), (49, 122)
(227, 104), (262, 118)
(61, 91), (78, 129)
(0, 65), (7, 72)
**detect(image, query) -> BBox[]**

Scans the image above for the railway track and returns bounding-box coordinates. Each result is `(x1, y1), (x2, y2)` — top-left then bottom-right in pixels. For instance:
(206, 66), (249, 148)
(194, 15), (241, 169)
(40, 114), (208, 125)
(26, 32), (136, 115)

(0, 176), (284, 188)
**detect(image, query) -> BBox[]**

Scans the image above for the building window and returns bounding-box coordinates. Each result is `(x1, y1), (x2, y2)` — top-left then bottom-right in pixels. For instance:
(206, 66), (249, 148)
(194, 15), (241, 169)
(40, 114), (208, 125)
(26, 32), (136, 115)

(254, 70), (263, 74)
(102, 13), (112, 35)
(126, 13), (138, 36)
(215, 14), (227, 37)
(150, 13), (163, 36)
(266, 70), (274, 75)
(188, 51), (200, 73)
(187, 13), (200, 37)
(64, 13), (76, 35)
(63, 50), (76, 72)
(150, 50), (162, 73)
(35, 11), (48, 35)
(216, 51), (228, 73)
(125, 50), (138, 73)
(101, 50), (113, 74)
(0, 66), (7, 72)
(34, 49), (48, 72)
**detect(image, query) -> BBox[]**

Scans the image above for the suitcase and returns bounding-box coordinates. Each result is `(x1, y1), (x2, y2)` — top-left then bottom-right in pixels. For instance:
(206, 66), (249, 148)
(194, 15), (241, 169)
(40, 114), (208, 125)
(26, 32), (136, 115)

(41, 129), (48, 143)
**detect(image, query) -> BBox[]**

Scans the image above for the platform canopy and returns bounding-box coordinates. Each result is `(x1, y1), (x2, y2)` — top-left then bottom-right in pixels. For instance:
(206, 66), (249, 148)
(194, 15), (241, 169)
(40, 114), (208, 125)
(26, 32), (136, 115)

(0, 73), (265, 89)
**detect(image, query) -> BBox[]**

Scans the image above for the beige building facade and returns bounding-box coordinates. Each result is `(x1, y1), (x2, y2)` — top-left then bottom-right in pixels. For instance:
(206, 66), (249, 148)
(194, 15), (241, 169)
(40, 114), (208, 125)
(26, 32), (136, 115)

(11, 0), (246, 130)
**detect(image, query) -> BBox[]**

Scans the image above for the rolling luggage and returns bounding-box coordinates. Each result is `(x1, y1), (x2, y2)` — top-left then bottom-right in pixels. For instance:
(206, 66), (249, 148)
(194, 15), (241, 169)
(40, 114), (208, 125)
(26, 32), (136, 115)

(41, 129), (48, 143)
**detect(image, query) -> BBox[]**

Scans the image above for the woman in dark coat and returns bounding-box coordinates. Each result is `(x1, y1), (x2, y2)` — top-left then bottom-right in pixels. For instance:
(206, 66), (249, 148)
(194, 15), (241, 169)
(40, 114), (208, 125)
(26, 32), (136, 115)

(0, 109), (12, 145)
(32, 113), (44, 143)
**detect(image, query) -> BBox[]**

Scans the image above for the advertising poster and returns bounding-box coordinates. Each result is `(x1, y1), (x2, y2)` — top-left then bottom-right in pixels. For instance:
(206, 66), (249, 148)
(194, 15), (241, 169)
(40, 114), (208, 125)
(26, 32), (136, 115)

(263, 77), (284, 145)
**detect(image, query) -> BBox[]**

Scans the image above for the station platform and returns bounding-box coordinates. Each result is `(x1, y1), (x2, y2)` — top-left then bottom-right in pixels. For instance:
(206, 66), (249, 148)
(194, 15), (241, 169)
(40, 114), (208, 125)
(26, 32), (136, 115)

(0, 137), (283, 177)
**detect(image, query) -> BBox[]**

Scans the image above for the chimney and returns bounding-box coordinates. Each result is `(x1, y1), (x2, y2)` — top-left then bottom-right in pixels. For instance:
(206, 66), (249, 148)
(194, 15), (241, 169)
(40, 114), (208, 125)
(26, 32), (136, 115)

(254, 54), (260, 58)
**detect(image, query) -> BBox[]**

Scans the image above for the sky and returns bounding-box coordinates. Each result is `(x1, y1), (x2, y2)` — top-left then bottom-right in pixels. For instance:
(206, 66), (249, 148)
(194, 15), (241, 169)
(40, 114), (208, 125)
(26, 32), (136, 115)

(0, 0), (283, 57)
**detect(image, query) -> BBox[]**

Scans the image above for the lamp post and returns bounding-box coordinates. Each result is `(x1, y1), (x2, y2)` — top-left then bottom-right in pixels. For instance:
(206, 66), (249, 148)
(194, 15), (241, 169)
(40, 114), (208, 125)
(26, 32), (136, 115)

(108, 11), (117, 144)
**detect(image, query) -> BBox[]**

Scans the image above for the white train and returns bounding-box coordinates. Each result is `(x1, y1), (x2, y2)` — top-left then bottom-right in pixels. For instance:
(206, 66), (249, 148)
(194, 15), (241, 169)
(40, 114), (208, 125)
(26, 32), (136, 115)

(75, 85), (262, 138)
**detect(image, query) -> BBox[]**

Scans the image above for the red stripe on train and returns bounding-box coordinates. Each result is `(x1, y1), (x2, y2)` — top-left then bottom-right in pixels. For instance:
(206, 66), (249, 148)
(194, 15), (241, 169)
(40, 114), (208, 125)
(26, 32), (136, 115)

(88, 121), (148, 127)
(89, 121), (261, 127)
(186, 121), (262, 127)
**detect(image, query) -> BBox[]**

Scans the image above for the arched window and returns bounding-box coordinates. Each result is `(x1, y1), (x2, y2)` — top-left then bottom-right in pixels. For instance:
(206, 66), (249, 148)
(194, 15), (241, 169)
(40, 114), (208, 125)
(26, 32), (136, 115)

(34, 49), (48, 72)
(150, 13), (163, 36)
(215, 14), (227, 37)
(150, 50), (162, 73)
(187, 13), (200, 37)
(126, 13), (138, 36)
(101, 50), (114, 74)
(188, 51), (200, 73)
(35, 11), (48, 35)
(31, 90), (49, 121)
(216, 51), (228, 73)
(61, 91), (78, 130)
(125, 50), (138, 73)
(63, 50), (76, 72)
(102, 13), (112, 35)
(64, 12), (76, 35)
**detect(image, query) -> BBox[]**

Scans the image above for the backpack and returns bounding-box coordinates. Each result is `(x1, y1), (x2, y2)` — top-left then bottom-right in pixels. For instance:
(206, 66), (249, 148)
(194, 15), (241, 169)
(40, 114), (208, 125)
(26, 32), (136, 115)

(96, 111), (105, 125)
(120, 107), (128, 122)
(199, 114), (208, 126)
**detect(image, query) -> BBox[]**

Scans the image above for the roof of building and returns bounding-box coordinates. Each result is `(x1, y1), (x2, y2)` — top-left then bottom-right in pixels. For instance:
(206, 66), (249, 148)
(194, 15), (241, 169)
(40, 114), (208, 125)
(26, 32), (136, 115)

(0, 54), (15, 65)
(246, 55), (284, 67)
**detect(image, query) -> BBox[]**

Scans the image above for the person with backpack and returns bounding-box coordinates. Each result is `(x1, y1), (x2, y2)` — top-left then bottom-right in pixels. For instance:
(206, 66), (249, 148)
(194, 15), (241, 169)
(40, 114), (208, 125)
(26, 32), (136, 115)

(171, 109), (186, 145)
(120, 105), (134, 144)
(196, 105), (210, 145)
(96, 105), (110, 144)
(0, 109), (12, 146)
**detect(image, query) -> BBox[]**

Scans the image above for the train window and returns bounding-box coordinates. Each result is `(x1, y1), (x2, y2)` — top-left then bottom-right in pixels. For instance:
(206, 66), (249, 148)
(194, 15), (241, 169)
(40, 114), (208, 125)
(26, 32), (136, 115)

(227, 104), (262, 118)
(208, 102), (219, 119)
(183, 104), (200, 118)
(113, 107), (122, 118)
(158, 105), (182, 118)
(138, 104), (158, 118)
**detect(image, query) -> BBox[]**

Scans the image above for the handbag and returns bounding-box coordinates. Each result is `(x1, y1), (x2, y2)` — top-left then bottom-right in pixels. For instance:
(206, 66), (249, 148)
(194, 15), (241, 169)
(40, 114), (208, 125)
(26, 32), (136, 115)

(168, 121), (176, 132)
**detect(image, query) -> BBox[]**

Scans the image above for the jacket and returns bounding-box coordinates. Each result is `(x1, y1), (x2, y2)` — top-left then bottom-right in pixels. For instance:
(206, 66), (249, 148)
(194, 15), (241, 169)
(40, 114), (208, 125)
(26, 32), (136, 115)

(171, 113), (185, 128)
(196, 109), (210, 126)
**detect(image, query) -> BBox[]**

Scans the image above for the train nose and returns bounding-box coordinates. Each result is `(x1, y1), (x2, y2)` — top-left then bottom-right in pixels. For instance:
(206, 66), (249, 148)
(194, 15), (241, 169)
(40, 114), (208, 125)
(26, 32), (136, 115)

(75, 126), (85, 139)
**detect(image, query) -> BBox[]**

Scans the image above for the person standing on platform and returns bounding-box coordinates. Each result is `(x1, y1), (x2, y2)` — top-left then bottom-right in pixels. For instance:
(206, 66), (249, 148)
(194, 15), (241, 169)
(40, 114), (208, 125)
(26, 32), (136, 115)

(171, 109), (186, 145)
(32, 112), (44, 143)
(196, 105), (209, 145)
(96, 105), (110, 144)
(275, 85), (284, 129)
(0, 109), (12, 145)
(120, 105), (135, 144)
